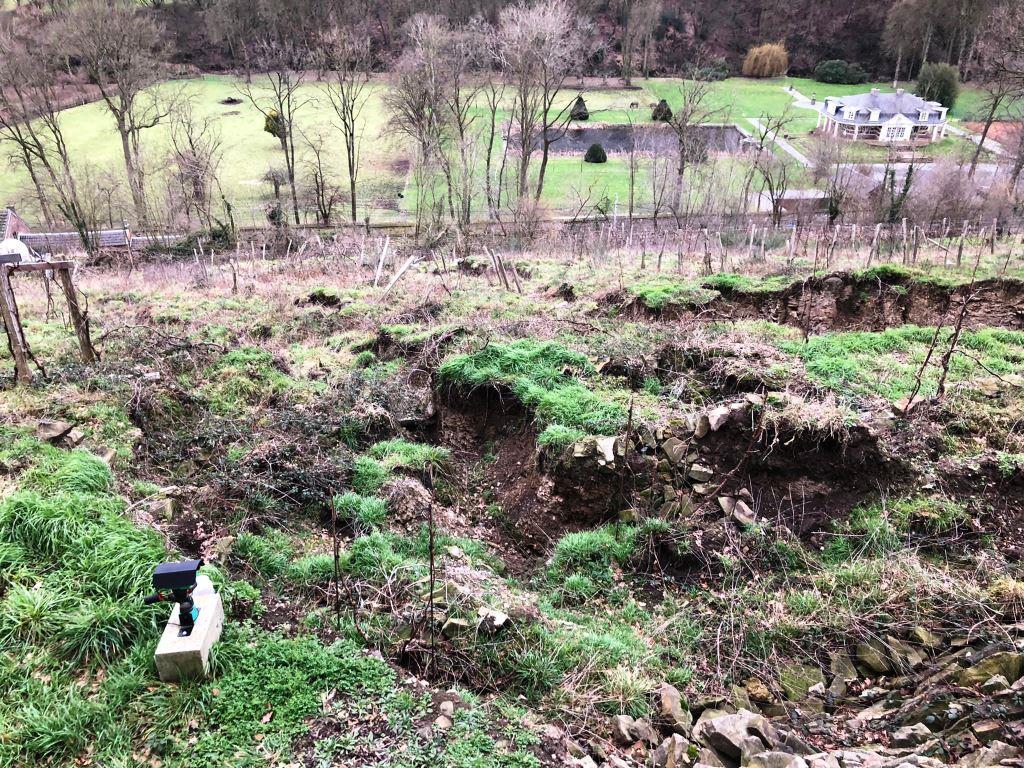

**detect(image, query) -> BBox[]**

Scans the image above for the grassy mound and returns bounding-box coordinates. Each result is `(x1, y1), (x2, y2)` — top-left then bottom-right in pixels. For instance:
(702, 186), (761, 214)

(439, 339), (627, 442)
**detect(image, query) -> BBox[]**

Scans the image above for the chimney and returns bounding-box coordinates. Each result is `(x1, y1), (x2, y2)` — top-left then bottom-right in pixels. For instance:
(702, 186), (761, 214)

(896, 88), (905, 95)
(870, 88), (879, 95)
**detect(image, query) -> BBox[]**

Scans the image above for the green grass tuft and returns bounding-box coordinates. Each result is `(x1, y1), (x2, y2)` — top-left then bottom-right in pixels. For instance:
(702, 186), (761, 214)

(439, 339), (627, 437)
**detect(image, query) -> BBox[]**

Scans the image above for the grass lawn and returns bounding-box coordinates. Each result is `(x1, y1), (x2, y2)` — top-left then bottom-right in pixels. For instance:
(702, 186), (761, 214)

(0, 73), (1008, 230)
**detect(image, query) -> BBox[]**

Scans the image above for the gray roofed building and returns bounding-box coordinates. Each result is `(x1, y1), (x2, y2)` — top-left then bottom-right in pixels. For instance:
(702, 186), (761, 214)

(815, 88), (949, 144)
(20, 228), (129, 253)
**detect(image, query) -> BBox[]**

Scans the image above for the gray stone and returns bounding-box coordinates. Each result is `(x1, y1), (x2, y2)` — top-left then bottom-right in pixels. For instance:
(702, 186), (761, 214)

(955, 741), (1021, 768)
(694, 414), (711, 439)
(693, 710), (778, 761)
(597, 436), (617, 464)
(658, 682), (693, 736)
(663, 437), (689, 465)
(35, 419), (74, 442)
(909, 626), (942, 649)
(651, 735), (695, 768)
(731, 501), (756, 528)
(695, 748), (725, 767)
(433, 714), (453, 730)
(980, 674), (1010, 693)
(779, 662), (825, 701)
(476, 606), (510, 634)
(441, 617), (472, 638)
(958, 652), (1023, 688)
(612, 714), (636, 745)
(707, 406), (732, 432)
(971, 719), (1004, 744)
(891, 723), (931, 747)
(631, 717), (660, 746)
(688, 464), (714, 482)
(855, 639), (893, 675)
(748, 752), (810, 768)
(886, 635), (925, 670)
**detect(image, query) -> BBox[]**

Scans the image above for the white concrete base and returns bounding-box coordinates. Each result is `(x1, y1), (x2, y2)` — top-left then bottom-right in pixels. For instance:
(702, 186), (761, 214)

(154, 575), (224, 682)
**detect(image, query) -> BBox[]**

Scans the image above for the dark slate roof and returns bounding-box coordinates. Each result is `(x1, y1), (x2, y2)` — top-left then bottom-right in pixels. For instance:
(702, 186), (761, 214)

(20, 229), (129, 252)
(825, 90), (946, 125)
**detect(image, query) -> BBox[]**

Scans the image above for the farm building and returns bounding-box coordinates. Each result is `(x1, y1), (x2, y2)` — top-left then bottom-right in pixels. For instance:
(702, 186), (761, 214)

(815, 88), (949, 144)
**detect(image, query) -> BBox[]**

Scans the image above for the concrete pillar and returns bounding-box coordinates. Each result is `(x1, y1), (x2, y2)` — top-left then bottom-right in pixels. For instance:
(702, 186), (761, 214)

(154, 575), (224, 682)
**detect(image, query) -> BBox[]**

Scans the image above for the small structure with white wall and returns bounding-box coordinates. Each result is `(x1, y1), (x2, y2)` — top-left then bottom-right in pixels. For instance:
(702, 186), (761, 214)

(815, 88), (948, 145)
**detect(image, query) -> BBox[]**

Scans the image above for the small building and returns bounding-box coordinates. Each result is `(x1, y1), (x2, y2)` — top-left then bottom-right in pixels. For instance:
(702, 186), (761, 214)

(0, 205), (32, 241)
(815, 88), (948, 144)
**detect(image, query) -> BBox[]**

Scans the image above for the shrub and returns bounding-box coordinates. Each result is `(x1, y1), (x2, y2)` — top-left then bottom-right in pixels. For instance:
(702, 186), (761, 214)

(742, 43), (789, 78)
(368, 439), (450, 473)
(334, 491), (388, 528)
(549, 527), (636, 585)
(652, 98), (673, 122)
(233, 532), (292, 579)
(584, 143), (607, 163)
(352, 456), (389, 495)
(916, 62), (960, 108)
(685, 58), (729, 81)
(264, 108), (284, 140)
(570, 95), (589, 121)
(813, 59), (867, 84)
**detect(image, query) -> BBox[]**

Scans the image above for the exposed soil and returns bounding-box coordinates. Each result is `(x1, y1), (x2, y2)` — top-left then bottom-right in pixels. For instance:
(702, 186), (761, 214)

(438, 385), (647, 556)
(623, 272), (1024, 333)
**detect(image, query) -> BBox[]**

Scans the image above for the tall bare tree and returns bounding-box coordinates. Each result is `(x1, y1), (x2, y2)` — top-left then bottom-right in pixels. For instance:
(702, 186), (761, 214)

(0, 37), (97, 251)
(58, 0), (170, 226)
(497, 0), (582, 202)
(239, 39), (311, 226)
(662, 77), (721, 224)
(168, 101), (225, 231)
(322, 30), (372, 223)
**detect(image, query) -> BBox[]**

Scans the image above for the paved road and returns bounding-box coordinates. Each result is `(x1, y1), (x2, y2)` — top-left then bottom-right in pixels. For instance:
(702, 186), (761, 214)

(748, 117), (812, 167)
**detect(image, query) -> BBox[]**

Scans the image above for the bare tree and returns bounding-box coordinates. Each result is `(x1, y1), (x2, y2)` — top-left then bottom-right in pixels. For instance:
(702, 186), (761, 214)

(168, 101), (225, 231)
(497, 0), (582, 202)
(58, 0), (170, 225)
(384, 16), (447, 237)
(301, 132), (343, 226)
(969, 5), (1024, 176)
(322, 30), (372, 223)
(662, 77), (720, 224)
(239, 40), (311, 226)
(0, 37), (97, 251)
(808, 134), (857, 224)
(749, 111), (797, 227)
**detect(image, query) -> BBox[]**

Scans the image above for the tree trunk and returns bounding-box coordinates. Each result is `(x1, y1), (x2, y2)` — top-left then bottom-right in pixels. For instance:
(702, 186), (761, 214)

(118, 123), (147, 224)
(969, 98), (1001, 177)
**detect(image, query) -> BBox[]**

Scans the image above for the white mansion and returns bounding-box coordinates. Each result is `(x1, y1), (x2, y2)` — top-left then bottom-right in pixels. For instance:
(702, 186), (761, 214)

(815, 88), (949, 144)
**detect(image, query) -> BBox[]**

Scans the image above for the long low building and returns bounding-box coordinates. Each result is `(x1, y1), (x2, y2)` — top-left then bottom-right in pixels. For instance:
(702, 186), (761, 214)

(815, 88), (949, 144)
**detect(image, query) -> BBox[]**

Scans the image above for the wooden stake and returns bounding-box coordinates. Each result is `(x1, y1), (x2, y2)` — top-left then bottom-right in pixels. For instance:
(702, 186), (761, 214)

(0, 265), (32, 384)
(54, 267), (97, 364)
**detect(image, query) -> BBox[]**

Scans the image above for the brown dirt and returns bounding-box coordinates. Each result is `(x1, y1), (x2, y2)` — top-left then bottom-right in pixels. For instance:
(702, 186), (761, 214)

(625, 272), (1024, 334)
(438, 385), (647, 558)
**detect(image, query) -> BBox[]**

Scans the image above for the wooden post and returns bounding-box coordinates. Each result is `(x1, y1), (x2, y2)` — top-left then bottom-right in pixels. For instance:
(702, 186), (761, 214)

(0, 265), (33, 384)
(54, 266), (97, 364)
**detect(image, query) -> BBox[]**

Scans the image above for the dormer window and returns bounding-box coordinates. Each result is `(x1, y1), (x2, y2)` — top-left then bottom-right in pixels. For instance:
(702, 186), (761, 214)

(843, 108), (857, 120)
(869, 109), (880, 122)
(918, 109), (930, 121)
